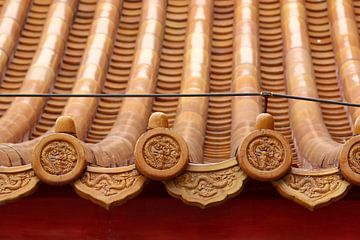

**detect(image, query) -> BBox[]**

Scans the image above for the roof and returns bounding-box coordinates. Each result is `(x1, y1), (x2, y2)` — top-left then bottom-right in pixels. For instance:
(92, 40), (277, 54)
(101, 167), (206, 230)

(0, 0), (359, 210)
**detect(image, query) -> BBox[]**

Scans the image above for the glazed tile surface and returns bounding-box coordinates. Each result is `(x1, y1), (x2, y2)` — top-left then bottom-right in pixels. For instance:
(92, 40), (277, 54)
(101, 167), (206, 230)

(0, 0), (358, 210)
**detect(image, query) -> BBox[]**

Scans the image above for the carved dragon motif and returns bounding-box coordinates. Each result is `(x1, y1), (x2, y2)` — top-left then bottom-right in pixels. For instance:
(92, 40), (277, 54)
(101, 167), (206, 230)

(247, 136), (284, 171)
(143, 135), (180, 170)
(285, 174), (341, 199)
(348, 143), (360, 174)
(274, 169), (350, 210)
(40, 140), (77, 175)
(173, 166), (241, 198)
(80, 170), (140, 196)
(0, 171), (35, 194)
(166, 160), (246, 208)
(74, 166), (146, 209)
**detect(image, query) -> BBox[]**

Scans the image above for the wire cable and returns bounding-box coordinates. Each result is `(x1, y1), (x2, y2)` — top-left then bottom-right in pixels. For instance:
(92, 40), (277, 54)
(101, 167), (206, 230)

(1, 91), (360, 108)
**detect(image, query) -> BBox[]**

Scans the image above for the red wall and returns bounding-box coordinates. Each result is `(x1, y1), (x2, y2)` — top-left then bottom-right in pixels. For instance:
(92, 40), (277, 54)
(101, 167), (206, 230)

(0, 180), (360, 240)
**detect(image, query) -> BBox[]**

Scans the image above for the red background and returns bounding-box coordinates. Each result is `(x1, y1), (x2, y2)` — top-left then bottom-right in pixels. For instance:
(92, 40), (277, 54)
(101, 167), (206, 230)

(0, 180), (359, 240)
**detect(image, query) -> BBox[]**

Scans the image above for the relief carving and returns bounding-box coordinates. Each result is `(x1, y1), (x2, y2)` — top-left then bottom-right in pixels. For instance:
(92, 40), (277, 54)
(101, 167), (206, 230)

(348, 143), (360, 174)
(0, 171), (35, 194)
(143, 135), (180, 170)
(285, 174), (341, 199)
(340, 136), (360, 185)
(173, 166), (241, 198)
(135, 127), (189, 180)
(74, 166), (146, 209)
(247, 135), (284, 171)
(274, 169), (350, 210)
(32, 133), (87, 185)
(239, 129), (291, 181)
(80, 170), (140, 196)
(166, 160), (246, 208)
(40, 140), (77, 175)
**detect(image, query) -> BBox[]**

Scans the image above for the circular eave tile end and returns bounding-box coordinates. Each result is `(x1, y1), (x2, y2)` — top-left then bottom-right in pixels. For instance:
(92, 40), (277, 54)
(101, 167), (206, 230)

(134, 128), (189, 181)
(340, 135), (360, 185)
(31, 133), (87, 185)
(238, 129), (292, 181)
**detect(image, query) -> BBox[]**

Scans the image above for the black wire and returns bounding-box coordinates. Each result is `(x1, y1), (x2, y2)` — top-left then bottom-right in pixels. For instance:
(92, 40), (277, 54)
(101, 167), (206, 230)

(0, 92), (261, 98)
(271, 92), (360, 107)
(1, 91), (360, 108)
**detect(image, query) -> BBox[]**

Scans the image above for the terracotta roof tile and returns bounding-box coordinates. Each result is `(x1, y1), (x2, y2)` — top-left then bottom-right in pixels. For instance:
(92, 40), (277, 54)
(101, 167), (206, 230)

(0, 0), (359, 210)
